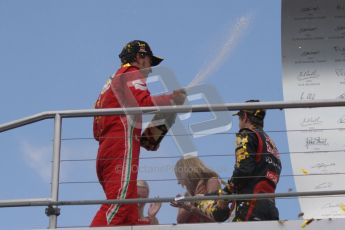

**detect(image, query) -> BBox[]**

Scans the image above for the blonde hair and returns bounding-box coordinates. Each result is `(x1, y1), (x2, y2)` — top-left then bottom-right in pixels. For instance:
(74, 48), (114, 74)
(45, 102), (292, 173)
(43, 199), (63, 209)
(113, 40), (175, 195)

(137, 180), (149, 192)
(174, 157), (219, 195)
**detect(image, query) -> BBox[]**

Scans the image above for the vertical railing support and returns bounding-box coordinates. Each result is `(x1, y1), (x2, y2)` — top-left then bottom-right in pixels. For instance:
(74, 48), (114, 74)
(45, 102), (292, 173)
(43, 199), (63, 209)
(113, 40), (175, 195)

(48, 113), (62, 228)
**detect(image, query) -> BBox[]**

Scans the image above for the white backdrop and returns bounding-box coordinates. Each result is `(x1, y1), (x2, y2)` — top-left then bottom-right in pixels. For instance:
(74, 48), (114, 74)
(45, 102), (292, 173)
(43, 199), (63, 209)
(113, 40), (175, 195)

(282, 0), (345, 219)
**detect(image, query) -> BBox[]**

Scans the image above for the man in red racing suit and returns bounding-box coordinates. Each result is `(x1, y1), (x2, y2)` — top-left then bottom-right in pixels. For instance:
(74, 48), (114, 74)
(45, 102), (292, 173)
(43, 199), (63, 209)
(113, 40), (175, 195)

(91, 40), (186, 227)
(229, 100), (281, 221)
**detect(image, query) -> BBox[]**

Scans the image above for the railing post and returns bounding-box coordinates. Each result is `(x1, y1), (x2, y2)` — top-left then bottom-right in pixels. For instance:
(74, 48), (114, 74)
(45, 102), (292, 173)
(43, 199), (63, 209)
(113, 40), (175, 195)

(48, 113), (62, 228)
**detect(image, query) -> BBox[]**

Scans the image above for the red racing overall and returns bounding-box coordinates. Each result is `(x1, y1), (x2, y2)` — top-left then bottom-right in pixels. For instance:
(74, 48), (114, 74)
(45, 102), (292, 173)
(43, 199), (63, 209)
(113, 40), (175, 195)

(91, 64), (173, 226)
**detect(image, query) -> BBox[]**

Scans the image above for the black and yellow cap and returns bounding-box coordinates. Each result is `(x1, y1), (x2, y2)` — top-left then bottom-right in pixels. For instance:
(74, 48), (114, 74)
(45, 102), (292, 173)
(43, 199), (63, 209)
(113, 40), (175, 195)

(233, 100), (266, 120)
(118, 40), (163, 66)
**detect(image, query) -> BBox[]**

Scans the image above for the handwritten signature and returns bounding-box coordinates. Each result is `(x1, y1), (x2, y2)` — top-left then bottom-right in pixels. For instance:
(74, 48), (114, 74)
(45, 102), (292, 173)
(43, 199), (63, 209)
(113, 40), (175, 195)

(335, 68), (345, 77)
(335, 26), (345, 32)
(297, 70), (319, 81)
(311, 162), (336, 169)
(305, 137), (328, 149)
(301, 50), (320, 57)
(337, 92), (345, 99)
(301, 6), (320, 15)
(322, 201), (343, 209)
(314, 182), (333, 190)
(334, 46), (345, 55)
(299, 27), (318, 33)
(338, 115), (345, 124)
(300, 92), (316, 100)
(300, 116), (323, 127)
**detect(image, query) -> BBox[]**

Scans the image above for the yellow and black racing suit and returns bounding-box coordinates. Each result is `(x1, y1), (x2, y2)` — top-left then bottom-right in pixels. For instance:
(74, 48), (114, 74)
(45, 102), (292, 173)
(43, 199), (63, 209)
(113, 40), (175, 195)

(230, 128), (281, 221)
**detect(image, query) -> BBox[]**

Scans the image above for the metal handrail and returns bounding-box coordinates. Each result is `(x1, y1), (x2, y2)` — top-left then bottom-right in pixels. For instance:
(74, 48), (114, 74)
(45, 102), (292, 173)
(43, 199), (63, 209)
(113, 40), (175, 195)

(2, 99), (345, 133)
(1, 99), (345, 228)
(1, 190), (345, 208)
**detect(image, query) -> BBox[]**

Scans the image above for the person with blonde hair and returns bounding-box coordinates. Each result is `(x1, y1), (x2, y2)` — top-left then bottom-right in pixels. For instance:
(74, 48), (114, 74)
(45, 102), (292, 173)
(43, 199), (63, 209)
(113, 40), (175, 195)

(137, 180), (161, 224)
(174, 156), (219, 196)
(170, 156), (230, 223)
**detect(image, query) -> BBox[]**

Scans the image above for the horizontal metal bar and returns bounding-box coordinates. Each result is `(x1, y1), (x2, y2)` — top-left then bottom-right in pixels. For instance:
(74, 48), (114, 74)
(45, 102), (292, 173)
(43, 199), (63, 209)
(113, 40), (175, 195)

(1, 99), (345, 133)
(1, 190), (344, 208)
(0, 112), (54, 133)
(39, 99), (345, 117)
(0, 198), (52, 208)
